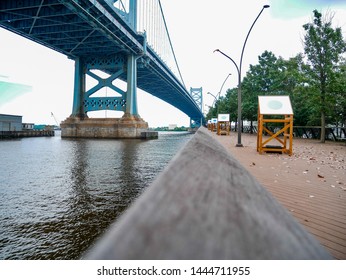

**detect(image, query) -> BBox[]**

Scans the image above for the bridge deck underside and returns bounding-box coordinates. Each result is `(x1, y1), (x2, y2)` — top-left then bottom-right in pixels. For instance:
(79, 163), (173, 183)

(0, 0), (203, 120)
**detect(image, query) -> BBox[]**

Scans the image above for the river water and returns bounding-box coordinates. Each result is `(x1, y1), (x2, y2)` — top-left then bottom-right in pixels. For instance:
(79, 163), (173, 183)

(0, 131), (193, 260)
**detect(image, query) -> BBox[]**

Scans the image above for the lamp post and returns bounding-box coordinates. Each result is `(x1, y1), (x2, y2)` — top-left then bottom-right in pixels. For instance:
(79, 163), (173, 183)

(216, 73), (232, 101)
(207, 92), (218, 116)
(207, 73), (232, 116)
(207, 92), (218, 105)
(214, 5), (270, 147)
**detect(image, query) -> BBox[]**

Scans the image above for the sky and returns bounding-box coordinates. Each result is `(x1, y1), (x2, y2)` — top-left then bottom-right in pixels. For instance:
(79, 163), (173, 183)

(1, 0), (346, 127)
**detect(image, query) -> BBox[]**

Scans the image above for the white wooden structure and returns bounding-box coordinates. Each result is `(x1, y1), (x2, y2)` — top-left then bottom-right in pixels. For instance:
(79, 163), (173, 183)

(257, 96), (294, 155)
(217, 114), (230, 135)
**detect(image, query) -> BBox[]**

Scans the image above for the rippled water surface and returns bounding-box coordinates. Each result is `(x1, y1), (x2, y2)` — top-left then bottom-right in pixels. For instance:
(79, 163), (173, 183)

(0, 131), (193, 259)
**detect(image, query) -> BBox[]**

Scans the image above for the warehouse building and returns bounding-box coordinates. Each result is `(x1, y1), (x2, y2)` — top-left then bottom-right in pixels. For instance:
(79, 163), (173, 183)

(0, 114), (22, 131)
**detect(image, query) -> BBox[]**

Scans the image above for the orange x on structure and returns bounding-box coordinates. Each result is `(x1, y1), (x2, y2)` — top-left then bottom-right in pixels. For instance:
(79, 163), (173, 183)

(256, 96), (294, 156)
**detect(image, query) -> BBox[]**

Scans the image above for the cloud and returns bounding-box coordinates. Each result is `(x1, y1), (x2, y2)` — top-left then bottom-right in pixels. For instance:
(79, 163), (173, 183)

(0, 79), (32, 106)
(269, 0), (346, 19)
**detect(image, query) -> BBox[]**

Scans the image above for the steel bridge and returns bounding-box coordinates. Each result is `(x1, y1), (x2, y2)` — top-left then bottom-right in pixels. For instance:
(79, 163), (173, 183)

(0, 0), (204, 128)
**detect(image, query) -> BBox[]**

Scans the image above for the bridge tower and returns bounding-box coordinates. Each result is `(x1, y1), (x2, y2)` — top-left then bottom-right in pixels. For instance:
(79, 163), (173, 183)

(0, 0), (204, 138)
(189, 87), (203, 128)
(61, 0), (148, 139)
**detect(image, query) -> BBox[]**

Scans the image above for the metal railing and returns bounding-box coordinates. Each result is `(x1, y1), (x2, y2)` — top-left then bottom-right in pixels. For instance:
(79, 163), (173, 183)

(231, 125), (346, 141)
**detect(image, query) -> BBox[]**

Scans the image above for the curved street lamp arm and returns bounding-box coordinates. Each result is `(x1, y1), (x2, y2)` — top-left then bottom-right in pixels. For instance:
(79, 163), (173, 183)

(217, 73), (232, 99)
(239, 5), (269, 76)
(207, 92), (217, 106)
(207, 92), (217, 100)
(214, 49), (240, 78)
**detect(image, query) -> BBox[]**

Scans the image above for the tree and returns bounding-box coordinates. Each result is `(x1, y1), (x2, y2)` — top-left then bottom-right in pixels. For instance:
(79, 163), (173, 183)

(241, 51), (300, 123)
(242, 51), (281, 123)
(282, 54), (313, 126)
(225, 88), (238, 124)
(327, 60), (346, 131)
(302, 9), (346, 142)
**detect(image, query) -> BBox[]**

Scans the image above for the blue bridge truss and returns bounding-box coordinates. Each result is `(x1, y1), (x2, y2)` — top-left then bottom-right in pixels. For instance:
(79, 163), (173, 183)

(0, 0), (204, 125)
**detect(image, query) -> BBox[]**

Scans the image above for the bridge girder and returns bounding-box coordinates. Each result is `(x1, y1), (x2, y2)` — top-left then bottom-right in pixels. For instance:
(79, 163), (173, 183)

(0, 0), (204, 122)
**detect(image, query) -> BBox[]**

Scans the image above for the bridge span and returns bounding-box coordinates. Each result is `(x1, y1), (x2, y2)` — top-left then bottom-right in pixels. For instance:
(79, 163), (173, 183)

(0, 0), (204, 137)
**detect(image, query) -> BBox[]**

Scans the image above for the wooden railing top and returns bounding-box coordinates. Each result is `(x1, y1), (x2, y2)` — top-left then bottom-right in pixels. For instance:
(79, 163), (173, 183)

(84, 127), (332, 259)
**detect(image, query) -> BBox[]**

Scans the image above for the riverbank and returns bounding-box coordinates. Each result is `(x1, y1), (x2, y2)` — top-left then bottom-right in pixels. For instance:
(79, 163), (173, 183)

(209, 130), (346, 259)
(0, 130), (54, 139)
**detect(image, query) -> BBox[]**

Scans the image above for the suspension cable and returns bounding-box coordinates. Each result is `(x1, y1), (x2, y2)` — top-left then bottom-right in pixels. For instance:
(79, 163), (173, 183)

(158, 0), (186, 88)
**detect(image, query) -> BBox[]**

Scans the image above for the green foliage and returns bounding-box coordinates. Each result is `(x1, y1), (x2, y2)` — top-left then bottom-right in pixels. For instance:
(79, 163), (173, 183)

(302, 9), (346, 141)
(205, 88), (238, 122)
(328, 61), (346, 126)
(153, 126), (188, 131)
(205, 9), (346, 138)
(241, 51), (285, 121)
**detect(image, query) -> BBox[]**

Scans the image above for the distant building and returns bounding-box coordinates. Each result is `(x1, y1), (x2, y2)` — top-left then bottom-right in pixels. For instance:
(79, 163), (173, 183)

(168, 124), (177, 130)
(34, 124), (53, 131)
(0, 114), (22, 131)
(22, 123), (34, 130)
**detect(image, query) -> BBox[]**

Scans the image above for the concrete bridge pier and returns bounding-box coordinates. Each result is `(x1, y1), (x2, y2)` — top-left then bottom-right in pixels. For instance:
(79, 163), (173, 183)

(61, 53), (150, 139)
(60, 115), (149, 139)
(60, 0), (151, 139)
